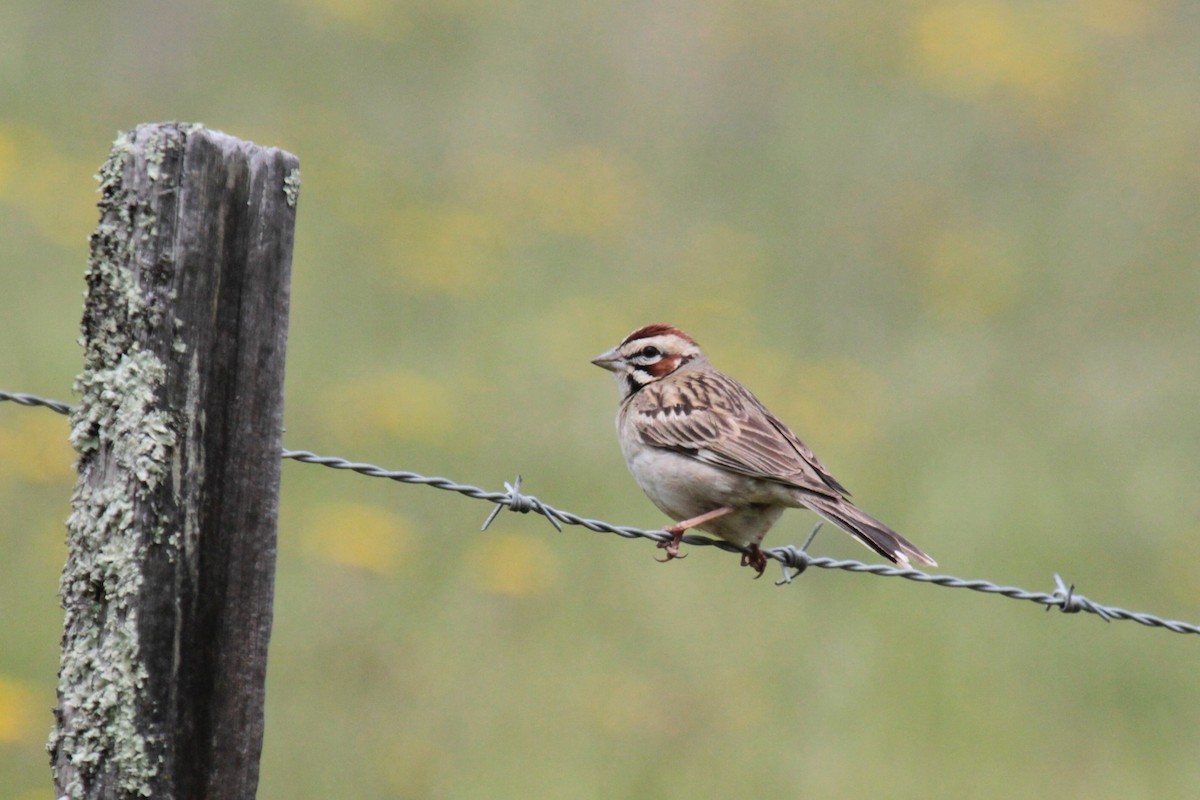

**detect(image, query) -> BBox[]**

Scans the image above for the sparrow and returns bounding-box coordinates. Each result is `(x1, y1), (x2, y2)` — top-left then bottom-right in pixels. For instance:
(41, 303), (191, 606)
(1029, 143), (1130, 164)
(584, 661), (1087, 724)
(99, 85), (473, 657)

(592, 323), (936, 577)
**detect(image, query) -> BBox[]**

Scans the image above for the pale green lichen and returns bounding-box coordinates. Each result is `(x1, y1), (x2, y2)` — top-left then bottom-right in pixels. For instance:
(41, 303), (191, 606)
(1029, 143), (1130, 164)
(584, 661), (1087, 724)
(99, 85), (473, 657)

(283, 166), (301, 208)
(143, 127), (164, 182)
(49, 125), (184, 800)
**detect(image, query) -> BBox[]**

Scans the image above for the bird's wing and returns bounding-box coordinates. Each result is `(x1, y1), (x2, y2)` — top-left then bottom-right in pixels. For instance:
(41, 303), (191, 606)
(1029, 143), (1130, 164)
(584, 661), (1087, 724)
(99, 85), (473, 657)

(628, 369), (848, 499)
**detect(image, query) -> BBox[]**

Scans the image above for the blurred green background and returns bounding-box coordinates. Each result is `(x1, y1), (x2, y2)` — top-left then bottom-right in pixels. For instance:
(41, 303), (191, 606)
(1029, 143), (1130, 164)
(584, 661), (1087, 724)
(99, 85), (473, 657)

(3, 1), (1200, 797)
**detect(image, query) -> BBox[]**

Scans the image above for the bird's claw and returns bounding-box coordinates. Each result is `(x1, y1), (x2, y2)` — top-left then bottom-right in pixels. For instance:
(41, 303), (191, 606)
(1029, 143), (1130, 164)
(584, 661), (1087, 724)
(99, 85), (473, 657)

(655, 529), (687, 563)
(741, 546), (768, 578)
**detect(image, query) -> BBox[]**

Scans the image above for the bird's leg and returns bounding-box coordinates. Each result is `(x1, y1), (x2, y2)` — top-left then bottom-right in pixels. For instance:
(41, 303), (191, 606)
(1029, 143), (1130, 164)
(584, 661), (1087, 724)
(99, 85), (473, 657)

(740, 544), (768, 578)
(657, 506), (735, 563)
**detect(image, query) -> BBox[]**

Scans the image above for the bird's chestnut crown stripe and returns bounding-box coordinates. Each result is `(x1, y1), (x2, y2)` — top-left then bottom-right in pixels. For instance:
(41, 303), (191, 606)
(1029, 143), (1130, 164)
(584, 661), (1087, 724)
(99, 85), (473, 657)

(620, 323), (695, 347)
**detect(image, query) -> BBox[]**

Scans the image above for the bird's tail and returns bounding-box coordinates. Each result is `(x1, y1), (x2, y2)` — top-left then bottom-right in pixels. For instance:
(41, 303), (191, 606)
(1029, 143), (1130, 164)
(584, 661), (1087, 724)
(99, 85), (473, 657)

(804, 496), (937, 568)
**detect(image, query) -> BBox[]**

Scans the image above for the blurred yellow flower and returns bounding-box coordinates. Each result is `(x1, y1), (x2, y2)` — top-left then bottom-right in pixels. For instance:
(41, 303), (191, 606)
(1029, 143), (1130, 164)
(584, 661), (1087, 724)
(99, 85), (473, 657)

(670, 225), (763, 319)
(475, 147), (641, 240)
(379, 148), (640, 296)
(781, 358), (889, 452)
(0, 674), (37, 743)
(322, 369), (455, 446)
(301, 502), (412, 574)
(1078, 0), (1162, 36)
(912, 226), (1022, 322)
(589, 673), (674, 734)
(467, 531), (557, 596)
(288, 0), (411, 40)
(290, 0), (496, 38)
(0, 413), (74, 484)
(385, 205), (513, 295)
(0, 129), (14, 189)
(532, 295), (628, 380)
(0, 123), (97, 248)
(911, 1), (1086, 122)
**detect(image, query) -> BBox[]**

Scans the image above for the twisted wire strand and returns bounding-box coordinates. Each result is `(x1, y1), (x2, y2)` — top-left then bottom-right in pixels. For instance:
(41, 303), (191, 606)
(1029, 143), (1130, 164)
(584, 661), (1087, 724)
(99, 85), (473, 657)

(0, 390), (76, 415)
(6, 389), (1199, 637)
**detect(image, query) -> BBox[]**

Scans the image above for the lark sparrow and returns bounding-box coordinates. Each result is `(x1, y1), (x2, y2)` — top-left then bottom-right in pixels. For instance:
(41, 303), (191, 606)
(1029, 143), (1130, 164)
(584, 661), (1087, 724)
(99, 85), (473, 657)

(592, 323), (936, 576)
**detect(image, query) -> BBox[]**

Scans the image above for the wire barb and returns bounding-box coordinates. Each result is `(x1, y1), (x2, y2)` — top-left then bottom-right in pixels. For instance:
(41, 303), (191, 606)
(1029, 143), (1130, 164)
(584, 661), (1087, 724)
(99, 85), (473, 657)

(1049, 573), (1112, 621)
(5, 388), (1200, 638)
(775, 522), (823, 586)
(481, 475), (564, 532)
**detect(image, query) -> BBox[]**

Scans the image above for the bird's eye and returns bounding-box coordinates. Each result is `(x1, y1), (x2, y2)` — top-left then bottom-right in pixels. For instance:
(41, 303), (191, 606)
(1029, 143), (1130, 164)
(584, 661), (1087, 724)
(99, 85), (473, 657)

(640, 346), (661, 359)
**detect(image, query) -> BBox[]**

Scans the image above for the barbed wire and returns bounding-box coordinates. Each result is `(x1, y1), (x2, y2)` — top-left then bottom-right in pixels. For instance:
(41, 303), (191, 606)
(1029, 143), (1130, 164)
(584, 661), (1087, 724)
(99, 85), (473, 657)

(0, 390), (76, 415)
(5, 388), (1199, 637)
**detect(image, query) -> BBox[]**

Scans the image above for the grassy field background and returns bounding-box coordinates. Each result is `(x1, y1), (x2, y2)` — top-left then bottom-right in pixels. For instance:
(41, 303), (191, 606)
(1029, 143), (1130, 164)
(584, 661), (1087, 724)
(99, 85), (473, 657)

(3, 2), (1199, 797)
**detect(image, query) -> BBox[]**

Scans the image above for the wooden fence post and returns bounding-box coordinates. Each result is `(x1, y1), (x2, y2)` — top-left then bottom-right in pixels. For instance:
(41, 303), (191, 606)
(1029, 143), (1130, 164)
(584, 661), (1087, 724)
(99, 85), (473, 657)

(49, 123), (299, 799)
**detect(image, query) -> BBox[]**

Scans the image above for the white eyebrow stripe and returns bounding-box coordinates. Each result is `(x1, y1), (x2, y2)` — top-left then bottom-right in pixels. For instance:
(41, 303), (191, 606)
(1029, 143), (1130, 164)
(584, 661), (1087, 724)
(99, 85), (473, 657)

(621, 334), (698, 358)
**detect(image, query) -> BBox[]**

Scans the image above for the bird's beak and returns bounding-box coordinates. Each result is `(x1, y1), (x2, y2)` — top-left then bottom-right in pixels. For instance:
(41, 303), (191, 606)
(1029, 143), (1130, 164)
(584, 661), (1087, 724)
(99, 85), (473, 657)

(591, 347), (624, 372)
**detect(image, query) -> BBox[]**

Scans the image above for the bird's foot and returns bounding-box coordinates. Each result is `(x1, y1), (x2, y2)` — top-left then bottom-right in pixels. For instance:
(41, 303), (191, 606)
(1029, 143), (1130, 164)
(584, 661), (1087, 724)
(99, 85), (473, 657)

(740, 545), (767, 578)
(655, 526), (688, 563)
